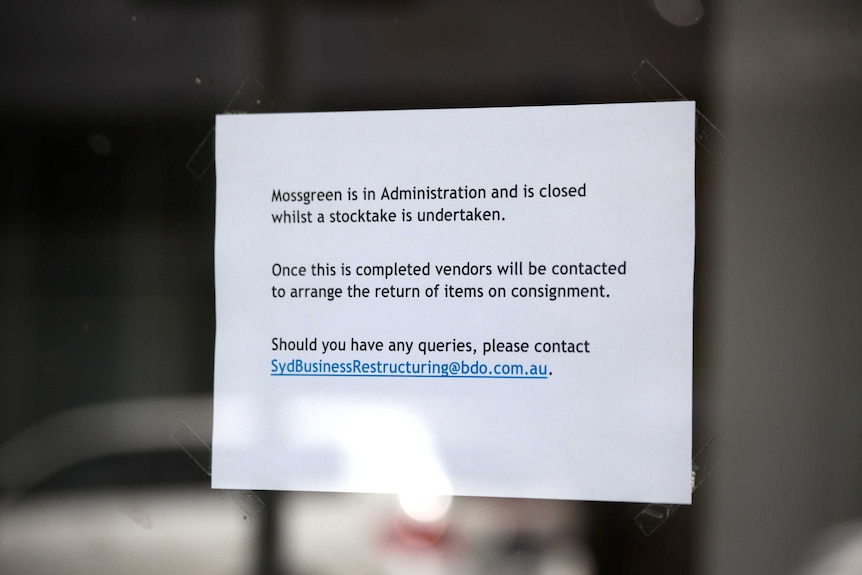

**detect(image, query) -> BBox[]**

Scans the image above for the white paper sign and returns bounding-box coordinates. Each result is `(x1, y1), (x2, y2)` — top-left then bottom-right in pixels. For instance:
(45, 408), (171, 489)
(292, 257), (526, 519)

(213, 102), (694, 504)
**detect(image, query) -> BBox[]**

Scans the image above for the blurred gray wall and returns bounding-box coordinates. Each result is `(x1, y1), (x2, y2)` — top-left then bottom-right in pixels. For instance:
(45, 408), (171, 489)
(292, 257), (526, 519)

(705, 1), (862, 574)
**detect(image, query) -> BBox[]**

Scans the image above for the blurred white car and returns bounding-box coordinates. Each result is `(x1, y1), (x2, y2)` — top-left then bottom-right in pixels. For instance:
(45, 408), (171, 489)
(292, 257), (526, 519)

(0, 397), (592, 575)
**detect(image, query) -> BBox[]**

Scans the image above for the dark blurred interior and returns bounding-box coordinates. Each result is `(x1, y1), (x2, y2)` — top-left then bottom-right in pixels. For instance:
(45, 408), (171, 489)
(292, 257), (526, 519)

(1, 1), (860, 574)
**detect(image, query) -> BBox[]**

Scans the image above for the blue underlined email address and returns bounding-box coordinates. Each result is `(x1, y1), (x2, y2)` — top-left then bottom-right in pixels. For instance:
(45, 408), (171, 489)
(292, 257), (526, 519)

(270, 359), (551, 379)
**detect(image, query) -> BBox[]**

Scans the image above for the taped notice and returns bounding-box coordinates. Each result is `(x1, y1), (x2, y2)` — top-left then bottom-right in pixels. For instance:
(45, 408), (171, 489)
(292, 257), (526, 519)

(213, 102), (694, 504)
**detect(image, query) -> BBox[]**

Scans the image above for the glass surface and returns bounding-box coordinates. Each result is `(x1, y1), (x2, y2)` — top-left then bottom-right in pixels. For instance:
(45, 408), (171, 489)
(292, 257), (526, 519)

(1, 1), (860, 574)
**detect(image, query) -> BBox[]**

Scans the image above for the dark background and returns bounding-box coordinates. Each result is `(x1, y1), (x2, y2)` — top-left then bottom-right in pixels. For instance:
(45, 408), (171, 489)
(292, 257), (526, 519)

(1, 1), (860, 575)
